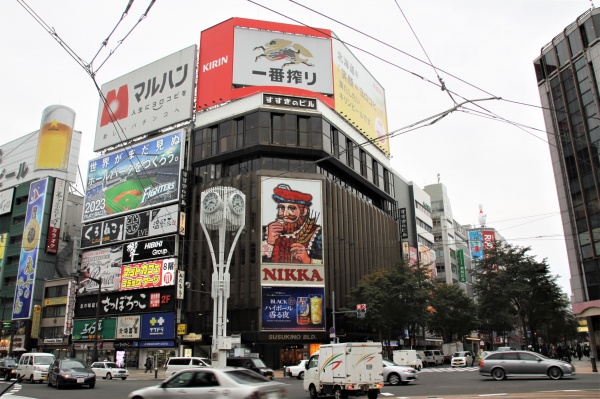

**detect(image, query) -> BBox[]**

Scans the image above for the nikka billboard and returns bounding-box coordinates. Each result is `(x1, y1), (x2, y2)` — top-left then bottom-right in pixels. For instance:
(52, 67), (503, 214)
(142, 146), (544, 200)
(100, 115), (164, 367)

(94, 45), (196, 151)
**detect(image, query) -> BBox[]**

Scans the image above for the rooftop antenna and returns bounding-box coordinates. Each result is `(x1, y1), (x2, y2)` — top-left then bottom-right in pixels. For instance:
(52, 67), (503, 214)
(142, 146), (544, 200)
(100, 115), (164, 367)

(478, 204), (487, 227)
(437, 173), (440, 183)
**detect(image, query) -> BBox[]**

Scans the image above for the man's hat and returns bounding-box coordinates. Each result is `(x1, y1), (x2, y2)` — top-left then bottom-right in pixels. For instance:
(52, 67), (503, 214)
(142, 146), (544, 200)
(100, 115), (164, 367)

(272, 184), (312, 206)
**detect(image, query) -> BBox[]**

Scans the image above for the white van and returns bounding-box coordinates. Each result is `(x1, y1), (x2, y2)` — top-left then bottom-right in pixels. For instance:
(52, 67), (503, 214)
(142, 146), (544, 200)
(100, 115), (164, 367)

(423, 350), (444, 366)
(16, 352), (55, 382)
(392, 350), (424, 370)
(164, 356), (211, 376)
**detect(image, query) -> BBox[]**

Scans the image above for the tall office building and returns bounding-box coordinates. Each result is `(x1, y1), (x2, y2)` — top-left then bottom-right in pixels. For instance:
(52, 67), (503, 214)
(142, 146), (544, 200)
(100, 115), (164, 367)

(534, 8), (600, 354)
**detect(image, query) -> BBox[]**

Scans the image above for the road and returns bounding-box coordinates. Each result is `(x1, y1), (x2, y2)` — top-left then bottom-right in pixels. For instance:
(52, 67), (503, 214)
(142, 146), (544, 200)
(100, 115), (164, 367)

(2, 365), (598, 399)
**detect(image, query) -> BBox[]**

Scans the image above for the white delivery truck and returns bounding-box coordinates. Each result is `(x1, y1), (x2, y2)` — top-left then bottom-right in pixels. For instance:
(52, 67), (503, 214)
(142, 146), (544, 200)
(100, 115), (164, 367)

(304, 342), (384, 399)
(392, 350), (423, 370)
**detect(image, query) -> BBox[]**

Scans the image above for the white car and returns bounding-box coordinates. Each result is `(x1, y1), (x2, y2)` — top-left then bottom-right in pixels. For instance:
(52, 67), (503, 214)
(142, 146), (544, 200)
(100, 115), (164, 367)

(451, 351), (474, 367)
(91, 361), (129, 380)
(382, 359), (418, 385)
(285, 360), (308, 379)
(128, 367), (286, 399)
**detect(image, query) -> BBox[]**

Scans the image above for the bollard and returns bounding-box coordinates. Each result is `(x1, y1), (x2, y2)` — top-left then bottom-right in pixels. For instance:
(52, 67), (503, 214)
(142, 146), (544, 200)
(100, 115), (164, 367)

(154, 366), (158, 379)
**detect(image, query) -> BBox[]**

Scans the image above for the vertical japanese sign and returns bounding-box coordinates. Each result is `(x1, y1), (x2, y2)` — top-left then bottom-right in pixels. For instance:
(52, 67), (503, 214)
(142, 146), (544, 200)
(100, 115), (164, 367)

(13, 177), (49, 320)
(457, 249), (466, 283)
(47, 178), (66, 254)
(64, 280), (77, 335)
(0, 233), (6, 275)
(399, 208), (408, 239)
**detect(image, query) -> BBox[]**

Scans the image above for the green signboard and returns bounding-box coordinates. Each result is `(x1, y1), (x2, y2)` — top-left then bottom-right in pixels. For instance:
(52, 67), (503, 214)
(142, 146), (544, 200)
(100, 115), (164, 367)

(72, 317), (116, 340)
(457, 249), (466, 283)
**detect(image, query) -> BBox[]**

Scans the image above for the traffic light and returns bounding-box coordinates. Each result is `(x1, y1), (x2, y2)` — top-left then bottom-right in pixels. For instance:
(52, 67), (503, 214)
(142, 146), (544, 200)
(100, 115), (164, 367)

(356, 303), (366, 318)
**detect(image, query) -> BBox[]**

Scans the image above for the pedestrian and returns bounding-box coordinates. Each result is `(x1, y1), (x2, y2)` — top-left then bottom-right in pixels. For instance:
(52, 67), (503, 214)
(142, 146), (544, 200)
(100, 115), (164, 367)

(576, 343), (582, 361)
(144, 356), (153, 373)
(583, 344), (590, 358)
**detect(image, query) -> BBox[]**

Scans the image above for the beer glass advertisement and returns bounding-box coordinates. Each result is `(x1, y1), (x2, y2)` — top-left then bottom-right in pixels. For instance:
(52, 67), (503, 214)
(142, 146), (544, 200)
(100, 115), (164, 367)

(261, 286), (325, 331)
(82, 130), (184, 223)
(13, 177), (49, 320)
(260, 177), (323, 266)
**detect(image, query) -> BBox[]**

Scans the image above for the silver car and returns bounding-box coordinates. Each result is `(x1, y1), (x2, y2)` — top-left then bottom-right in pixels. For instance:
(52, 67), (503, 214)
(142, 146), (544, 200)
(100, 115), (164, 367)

(382, 359), (418, 385)
(479, 350), (576, 380)
(128, 367), (286, 399)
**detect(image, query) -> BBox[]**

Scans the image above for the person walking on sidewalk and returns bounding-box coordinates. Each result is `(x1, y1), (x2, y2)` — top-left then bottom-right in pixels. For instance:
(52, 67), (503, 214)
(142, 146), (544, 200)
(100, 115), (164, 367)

(145, 356), (153, 373)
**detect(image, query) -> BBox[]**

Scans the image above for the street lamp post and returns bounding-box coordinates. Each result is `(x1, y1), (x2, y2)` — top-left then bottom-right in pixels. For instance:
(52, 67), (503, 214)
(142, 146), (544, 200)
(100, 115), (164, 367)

(87, 277), (102, 364)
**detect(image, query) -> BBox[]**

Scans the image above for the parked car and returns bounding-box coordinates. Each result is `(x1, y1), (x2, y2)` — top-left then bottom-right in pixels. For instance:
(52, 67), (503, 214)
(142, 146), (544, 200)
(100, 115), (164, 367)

(451, 351), (474, 367)
(382, 358), (418, 385)
(226, 357), (274, 379)
(423, 350), (444, 366)
(0, 358), (18, 381)
(285, 359), (308, 379)
(164, 357), (212, 376)
(128, 367), (286, 399)
(47, 358), (96, 389)
(90, 361), (129, 380)
(479, 350), (576, 380)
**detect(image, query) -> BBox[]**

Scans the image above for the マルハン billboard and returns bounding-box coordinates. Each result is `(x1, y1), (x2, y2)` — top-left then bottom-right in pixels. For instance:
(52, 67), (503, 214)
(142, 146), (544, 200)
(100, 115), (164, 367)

(82, 129), (184, 223)
(94, 46), (196, 151)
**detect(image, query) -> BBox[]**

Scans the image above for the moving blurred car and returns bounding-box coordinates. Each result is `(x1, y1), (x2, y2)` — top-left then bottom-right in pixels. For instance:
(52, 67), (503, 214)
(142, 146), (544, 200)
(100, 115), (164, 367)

(0, 358), (18, 381)
(91, 361), (129, 380)
(285, 359), (308, 379)
(451, 351), (474, 367)
(479, 350), (576, 380)
(47, 358), (96, 389)
(164, 357), (212, 376)
(226, 357), (274, 379)
(128, 367), (287, 399)
(382, 358), (418, 385)
(477, 351), (494, 362)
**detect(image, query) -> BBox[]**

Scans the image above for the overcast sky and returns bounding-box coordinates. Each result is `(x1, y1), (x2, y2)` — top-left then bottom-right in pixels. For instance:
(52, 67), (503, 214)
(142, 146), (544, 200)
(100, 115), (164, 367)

(3, 0), (591, 296)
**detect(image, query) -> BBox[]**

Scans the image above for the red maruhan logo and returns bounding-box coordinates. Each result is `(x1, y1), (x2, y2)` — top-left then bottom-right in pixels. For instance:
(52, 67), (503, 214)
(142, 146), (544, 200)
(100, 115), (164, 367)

(100, 85), (129, 127)
(254, 39), (314, 68)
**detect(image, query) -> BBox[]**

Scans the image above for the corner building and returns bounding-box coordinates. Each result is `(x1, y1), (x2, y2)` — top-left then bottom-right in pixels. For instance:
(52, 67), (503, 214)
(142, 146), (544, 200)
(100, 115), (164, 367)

(184, 18), (402, 368)
(534, 8), (600, 357)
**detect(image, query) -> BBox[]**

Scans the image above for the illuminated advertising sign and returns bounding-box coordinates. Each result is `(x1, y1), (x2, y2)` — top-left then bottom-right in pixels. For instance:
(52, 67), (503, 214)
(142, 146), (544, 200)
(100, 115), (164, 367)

(78, 245), (122, 294)
(94, 46), (196, 151)
(0, 130), (81, 189)
(482, 230), (496, 258)
(140, 312), (175, 340)
(74, 286), (175, 317)
(261, 265), (324, 286)
(260, 177), (324, 267)
(0, 188), (14, 215)
(0, 233), (6, 274)
(80, 204), (178, 249)
(46, 178), (66, 253)
(332, 39), (389, 156)
(82, 130), (184, 223)
(233, 27), (333, 94)
(196, 18), (334, 111)
(120, 258), (177, 291)
(72, 317), (116, 341)
(261, 286), (325, 331)
(121, 235), (177, 264)
(116, 315), (141, 339)
(13, 177), (49, 320)
(469, 230), (484, 260)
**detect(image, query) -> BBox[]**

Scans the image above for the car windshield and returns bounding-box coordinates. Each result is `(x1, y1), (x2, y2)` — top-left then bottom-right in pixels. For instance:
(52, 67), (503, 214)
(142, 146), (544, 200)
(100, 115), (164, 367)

(4, 360), (16, 366)
(250, 359), (267, 367)
(104, 362), (119, 368)
(34, 356), (54, 365)
(226, 369), (269, 383)
(62, 360), (86, 369)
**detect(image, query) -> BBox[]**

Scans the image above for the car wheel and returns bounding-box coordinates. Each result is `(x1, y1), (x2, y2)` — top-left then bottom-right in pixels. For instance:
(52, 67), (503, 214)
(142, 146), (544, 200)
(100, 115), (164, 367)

(491, 367), (506, 381)
(417, 365), (421, 371)
(388, 373), (401, 386)
(298, 371), (304, 380)
(121, 377), (127, 380)
(56, 379), (62, 389)
(309, 384), (318, 399)
(4, 374), (10, 381)
(548, 367), (563, 380)
(47, 377), (53, 387)
(106, 372), (112, 380)
(367, 389), (379, 399)
(334, 386), (348, 399)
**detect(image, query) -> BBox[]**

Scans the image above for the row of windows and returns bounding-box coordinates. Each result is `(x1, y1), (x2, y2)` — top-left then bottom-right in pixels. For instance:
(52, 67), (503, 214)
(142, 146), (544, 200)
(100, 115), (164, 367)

(418, 236), (434, 249)
(415, 201), (432, 218)
(416, 217), (432, 234)
(45, 285), (68, 298)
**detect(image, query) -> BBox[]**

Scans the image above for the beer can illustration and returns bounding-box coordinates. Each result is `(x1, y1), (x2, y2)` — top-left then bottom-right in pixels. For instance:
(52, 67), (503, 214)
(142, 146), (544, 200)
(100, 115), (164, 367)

(35, 105), (76, 171)
(297, 297), (310, 325)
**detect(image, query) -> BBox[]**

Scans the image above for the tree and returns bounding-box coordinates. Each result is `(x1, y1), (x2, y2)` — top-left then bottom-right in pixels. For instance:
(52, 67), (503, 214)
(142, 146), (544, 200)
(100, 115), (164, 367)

(473, 242), (574, 349)
(427, 283), (477, 342)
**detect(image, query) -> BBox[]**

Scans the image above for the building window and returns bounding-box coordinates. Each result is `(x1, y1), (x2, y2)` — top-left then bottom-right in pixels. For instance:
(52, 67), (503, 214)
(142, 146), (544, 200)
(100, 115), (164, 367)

(42, 306), (66, 318)
(12, 216), (25, 225)
(45, 285), (68, 298)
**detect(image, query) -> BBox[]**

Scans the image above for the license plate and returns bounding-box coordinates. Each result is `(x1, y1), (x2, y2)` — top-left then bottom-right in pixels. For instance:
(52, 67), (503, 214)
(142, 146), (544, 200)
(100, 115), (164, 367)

(266, 392), (280, 399)
(43, 377), (48, 381)
(77, 378), (84, 383)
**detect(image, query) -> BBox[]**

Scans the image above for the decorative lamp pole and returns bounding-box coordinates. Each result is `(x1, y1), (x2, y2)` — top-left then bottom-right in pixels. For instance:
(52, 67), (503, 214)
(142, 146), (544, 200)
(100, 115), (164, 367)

(199, 187), (245, 368)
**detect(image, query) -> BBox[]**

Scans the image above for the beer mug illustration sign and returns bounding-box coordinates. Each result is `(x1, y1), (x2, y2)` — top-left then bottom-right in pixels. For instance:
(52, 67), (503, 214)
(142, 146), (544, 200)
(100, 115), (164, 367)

(35, 105), (76, 171)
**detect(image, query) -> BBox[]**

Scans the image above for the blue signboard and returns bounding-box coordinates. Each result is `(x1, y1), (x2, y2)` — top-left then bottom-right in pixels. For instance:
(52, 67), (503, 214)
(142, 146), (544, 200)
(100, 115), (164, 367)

(139, 341), (175, 347)
(13, 178), (49, 320)
(261, 286), (325, 331)
(140, 312), (175, 340)
(469, 230), (484, 260)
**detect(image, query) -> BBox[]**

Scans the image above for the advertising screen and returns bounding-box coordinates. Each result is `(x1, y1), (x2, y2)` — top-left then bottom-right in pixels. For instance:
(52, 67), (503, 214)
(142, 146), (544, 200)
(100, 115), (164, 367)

(82, 130), (184, 223)
(261, 286), (325, 331)
(469, 230), (484, 260)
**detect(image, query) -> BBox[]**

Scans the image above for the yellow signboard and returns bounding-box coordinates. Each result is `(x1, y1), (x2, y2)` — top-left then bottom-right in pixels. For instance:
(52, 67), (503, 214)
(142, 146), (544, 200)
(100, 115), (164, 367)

(177, 323), (187, 335)
(44, 297), (68, 306)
